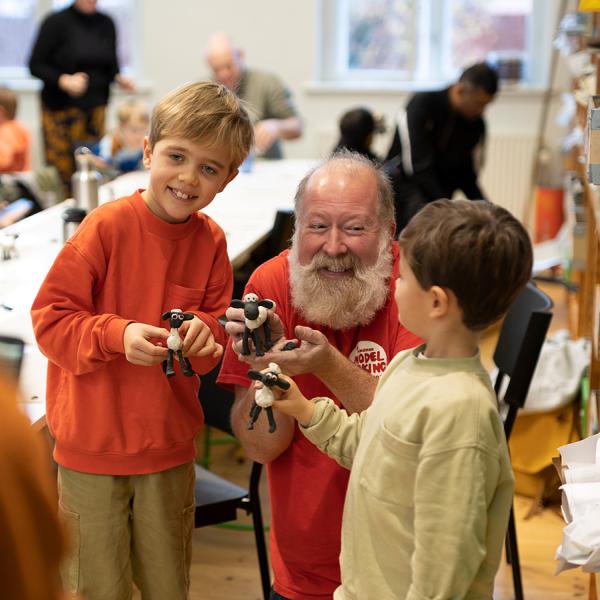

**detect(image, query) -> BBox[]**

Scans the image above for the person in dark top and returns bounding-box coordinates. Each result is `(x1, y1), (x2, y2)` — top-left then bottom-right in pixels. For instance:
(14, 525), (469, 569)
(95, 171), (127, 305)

(332, 107), (381, 163)
(28, 0), (135, 193)
(385, 62), (498, 230)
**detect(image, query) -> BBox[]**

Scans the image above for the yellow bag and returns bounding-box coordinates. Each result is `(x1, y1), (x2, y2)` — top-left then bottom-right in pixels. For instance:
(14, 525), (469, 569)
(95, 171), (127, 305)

(509, 403), (579, 505)
(579, 0), (600, 11)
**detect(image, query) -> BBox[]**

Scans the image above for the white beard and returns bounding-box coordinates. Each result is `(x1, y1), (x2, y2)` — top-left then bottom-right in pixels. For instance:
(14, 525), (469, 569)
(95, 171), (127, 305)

(288, 236), (393, 331)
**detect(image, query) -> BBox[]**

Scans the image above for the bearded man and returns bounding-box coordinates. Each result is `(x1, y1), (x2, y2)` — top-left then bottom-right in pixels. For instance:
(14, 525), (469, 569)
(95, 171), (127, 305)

(218, 151), (421, 600)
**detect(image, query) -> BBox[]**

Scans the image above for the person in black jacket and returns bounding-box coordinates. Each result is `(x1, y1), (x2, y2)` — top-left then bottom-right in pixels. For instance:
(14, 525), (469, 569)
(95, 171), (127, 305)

(28, 0), (135, 193)
(385, 62), (498, 230)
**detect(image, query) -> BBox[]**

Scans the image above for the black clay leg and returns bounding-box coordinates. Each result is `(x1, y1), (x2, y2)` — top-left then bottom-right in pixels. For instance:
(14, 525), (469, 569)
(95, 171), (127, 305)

(266, 407), (277, 433)
(248, 404), (261, 430)
(263, 324), (273, 350)
(165, 350), (175, 377)
(241, 329), (251, 355)
(178, 350), (194, 377)
(252, 330), (264, 357)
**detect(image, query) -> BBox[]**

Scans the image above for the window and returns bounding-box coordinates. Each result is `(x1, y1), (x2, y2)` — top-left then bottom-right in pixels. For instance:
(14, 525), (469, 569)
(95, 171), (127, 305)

(0, 0), (37, 76)
(0, 0), (137, 78)
(320, 0), (553, 87)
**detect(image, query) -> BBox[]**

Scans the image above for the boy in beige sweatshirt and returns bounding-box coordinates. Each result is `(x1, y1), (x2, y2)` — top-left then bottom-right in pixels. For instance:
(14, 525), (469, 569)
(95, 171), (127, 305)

(269, 199), (533, 599)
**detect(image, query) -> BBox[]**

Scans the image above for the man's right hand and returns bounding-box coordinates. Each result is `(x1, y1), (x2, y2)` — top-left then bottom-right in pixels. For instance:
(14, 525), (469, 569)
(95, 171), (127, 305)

(58, 72), (89, 97)
(224, 305), (286, 364)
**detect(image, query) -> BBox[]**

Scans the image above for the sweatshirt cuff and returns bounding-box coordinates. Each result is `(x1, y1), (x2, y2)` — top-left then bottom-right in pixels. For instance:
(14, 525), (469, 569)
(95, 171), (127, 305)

(300, 397), (339, 445)
(102, 316), (134, 354)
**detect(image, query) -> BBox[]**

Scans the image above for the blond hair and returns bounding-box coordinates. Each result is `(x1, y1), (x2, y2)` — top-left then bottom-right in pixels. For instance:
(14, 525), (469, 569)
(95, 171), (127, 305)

(0, 86), (17, 120)
(116, 98), (149, 127)
(148, 81), (253, 169)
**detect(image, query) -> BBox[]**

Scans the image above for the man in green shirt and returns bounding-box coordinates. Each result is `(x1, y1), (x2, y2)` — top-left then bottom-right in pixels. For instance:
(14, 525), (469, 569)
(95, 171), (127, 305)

(205, 32), (303, 159)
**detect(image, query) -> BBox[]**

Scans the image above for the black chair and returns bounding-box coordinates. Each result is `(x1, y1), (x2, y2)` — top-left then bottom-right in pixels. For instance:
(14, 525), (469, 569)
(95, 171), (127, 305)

(493, 281), (553, 600)
(195, 363), (270, 600)
(233, 209), (295, 300)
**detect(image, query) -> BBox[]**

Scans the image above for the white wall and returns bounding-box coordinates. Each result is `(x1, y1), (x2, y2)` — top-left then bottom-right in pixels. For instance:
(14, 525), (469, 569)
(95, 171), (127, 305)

(14, 0), (569, 180)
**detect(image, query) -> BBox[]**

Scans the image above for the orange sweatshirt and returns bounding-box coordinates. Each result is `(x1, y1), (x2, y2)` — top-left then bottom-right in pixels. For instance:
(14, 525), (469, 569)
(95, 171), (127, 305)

(0, 119), (31, 172)
(31, 191), (232, 475)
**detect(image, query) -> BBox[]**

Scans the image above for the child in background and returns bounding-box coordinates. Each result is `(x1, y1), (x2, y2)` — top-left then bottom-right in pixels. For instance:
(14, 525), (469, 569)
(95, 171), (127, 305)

(270, 199), (533, 599)
(332, 106), (383, 163)
(31, 81), (253, 600)
(0, 86), (31, 173)
(97, 98), (149, 173)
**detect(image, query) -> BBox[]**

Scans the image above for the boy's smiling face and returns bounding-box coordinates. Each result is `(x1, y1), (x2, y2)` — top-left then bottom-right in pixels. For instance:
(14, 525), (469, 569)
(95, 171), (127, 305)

(141, 136), (238, 224)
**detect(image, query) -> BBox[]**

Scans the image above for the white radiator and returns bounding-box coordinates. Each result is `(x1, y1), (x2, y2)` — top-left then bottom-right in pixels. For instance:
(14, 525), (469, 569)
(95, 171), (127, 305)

(480, 134), (537, 220)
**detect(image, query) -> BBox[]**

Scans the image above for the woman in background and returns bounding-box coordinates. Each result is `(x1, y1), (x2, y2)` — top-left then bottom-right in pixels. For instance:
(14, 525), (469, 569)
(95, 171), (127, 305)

(28, 0), (135, 193)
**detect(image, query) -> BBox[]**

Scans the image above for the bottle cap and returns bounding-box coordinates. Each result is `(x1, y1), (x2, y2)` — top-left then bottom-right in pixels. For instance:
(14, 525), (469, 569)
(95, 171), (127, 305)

(62, 207), (87, 223)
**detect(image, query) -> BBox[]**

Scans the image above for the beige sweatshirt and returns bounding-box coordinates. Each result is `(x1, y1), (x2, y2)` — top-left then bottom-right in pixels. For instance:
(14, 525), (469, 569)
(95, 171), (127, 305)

(302, 345), (514, 600)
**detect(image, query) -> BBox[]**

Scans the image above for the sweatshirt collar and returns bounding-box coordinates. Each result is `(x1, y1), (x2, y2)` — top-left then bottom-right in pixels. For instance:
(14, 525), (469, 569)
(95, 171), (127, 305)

(406, 343), (485, 375)
(130, 190), (198, 240)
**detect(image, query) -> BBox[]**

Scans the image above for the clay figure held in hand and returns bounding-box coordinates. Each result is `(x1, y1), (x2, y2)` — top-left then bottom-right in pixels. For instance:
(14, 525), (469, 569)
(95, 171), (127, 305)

(247, 363), (290, 433)
(230, 293), (275, 356)
(162, 308), (195, 377)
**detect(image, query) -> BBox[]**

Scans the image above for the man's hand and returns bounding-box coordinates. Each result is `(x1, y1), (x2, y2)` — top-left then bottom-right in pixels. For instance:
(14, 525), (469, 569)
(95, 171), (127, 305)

(123, 322), (169, 366)
(225, 305), (284, 363)
(254, 119), (280, 154)
(264, 326), (332, 376)
(234, 325), (331, 376)
(179, 315), (222, 359)
(58, 72), (89, 97)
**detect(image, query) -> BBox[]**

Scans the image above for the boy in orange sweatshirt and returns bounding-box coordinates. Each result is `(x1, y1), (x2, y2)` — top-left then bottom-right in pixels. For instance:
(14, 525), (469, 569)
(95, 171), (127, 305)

(31, 81), (253, 600)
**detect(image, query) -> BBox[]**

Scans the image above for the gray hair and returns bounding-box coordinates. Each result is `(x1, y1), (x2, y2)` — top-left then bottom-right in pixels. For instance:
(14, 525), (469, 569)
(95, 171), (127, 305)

(293, 149), (395, 229)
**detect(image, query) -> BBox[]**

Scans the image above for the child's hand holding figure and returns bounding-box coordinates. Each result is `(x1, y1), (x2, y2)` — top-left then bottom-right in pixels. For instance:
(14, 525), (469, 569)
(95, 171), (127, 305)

(179, 315), (223, 360)
(264, 372), (315, 427)
(123, 322), (169, 366)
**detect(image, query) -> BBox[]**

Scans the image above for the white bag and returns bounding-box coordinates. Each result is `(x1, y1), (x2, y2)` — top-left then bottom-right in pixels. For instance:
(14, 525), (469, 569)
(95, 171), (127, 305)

(496, 330), (590, 414)
(521, 330), (589, 413)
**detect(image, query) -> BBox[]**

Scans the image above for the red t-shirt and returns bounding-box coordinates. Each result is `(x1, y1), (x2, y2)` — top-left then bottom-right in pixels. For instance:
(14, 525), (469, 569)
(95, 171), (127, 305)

(218, 244), (421, 599)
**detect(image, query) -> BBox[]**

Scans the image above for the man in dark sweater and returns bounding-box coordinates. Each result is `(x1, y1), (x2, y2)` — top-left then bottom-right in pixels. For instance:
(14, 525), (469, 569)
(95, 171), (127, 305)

(385, 62), (498, 230)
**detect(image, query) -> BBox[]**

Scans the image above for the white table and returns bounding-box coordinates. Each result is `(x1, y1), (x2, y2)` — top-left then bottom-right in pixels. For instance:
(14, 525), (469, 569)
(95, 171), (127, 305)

(0, 158), (317, 418)
(101, 159), (316, 268)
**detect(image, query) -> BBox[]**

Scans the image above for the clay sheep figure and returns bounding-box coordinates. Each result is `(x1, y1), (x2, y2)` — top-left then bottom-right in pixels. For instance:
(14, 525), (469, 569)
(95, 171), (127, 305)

(230, 293), (275, 356)
(161, 308), (195, 378)
(247, 363), (290, 433)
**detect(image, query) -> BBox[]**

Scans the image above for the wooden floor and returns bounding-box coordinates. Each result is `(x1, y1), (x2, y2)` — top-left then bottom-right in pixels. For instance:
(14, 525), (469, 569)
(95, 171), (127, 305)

(184, 280), (590, 600)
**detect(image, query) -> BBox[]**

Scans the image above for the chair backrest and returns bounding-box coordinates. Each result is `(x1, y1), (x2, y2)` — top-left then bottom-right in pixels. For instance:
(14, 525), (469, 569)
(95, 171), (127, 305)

(198, 361), (235, 437)
(493, 281), (553, 439)
(0, 335), (24, 383)
(264, 209), (295, 258)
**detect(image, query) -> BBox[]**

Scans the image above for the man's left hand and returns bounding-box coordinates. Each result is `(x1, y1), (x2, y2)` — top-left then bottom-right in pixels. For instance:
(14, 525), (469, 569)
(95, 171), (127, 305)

(254, 119), (280, 154)
(242, 325), (332, 377)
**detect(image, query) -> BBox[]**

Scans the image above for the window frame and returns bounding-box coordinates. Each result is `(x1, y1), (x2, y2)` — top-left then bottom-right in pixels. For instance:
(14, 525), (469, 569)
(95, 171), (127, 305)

(317, 0), (555, 89)
(0, 0), (140, 81)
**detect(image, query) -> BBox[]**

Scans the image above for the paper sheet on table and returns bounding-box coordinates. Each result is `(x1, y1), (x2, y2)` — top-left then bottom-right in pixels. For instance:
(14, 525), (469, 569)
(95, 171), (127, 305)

(556, 435), (600, 574)
(565, 464), (600, 483)
(561, 483), (600, 521)
(556, 506), (600, 573)
(559, 432), (600, 466)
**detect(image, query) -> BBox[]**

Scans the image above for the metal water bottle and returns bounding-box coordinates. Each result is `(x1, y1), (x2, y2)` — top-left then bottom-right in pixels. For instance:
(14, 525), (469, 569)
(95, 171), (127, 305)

(71, 146), (101, 212)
